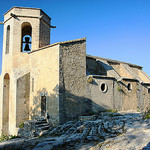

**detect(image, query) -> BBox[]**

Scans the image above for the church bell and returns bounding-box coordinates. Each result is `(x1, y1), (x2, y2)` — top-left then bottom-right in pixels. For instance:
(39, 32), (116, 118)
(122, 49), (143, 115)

(23, 37), (31, 51)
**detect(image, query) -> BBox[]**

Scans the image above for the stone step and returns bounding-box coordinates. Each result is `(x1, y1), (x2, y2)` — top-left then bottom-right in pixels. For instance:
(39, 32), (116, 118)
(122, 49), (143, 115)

(35, 123), (49, 128)
(38, 125), (50, 131)
(35, 120), (47, 125)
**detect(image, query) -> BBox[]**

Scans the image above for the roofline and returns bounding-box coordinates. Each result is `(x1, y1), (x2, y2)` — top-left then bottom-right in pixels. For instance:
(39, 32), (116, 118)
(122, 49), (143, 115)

(142, 82), (150, 85)
(4, 7), (51, 19)
(90, 75), (115, 80)
(86, 54), (143, 69)
(29, 37), (86, 54)
(4, 7), (39, 15)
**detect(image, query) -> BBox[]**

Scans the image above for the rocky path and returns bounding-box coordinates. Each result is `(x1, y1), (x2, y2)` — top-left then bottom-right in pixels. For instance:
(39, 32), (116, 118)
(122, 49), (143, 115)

(0, 112), (149, 150)
(92, 113), (150, 150)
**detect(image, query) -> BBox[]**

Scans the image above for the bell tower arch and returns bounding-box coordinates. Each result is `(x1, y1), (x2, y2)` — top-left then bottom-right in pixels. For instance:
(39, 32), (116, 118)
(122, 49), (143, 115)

(21, 22), (32, 52)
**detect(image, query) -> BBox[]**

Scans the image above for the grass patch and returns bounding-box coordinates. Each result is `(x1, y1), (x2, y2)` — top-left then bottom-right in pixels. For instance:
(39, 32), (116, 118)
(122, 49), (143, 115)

(0, 134), (9, 142)
(107, 109), (118, 113)
(0, 134), (19, 142)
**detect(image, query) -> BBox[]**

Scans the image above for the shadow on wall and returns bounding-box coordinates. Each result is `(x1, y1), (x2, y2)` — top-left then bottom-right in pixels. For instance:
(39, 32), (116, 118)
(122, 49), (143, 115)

(59, 85), (109, 123)
(29, 86), (59, 122)
(26, 84), (109, 124)
(86, 59), (110, 76)
(98, 61), (113, 71)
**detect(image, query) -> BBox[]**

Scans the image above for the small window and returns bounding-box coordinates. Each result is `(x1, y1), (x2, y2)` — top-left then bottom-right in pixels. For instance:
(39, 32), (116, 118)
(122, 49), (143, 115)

(100, 83), (108, 93)
(127, 83), (132, 91)
(6, 25), (10, 54)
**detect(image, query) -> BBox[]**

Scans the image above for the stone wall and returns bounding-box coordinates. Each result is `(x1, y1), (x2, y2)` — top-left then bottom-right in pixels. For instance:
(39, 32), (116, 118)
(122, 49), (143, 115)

(87, 77), (114, 112)
(39, 20), (50, 48)
(16, 73), (30, 127)
(121, 80), (138, 111)
(137, 84), (150, 111)
(86, 57), (107, 76)
(59, 39), (89, 123)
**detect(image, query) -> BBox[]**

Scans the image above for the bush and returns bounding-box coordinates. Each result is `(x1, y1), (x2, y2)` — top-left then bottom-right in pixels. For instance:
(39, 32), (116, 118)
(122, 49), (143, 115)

(0, 134), (9, 142)
(87, 76), (93, 83)
(9, 135), (19, 139)
(19, 122), (24, 128)
(143, 110), (150, 120)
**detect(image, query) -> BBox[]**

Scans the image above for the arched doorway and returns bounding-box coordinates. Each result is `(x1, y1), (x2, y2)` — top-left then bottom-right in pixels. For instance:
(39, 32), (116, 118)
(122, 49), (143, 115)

(2, 73), (10, 135)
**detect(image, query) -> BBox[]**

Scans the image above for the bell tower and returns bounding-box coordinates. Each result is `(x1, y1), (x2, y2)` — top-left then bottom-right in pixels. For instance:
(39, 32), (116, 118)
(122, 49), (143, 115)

(1, 7), (55, 70)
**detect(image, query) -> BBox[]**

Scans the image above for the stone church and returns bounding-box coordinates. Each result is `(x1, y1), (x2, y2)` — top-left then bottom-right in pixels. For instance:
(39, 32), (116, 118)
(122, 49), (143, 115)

(0, 7), (150, 135)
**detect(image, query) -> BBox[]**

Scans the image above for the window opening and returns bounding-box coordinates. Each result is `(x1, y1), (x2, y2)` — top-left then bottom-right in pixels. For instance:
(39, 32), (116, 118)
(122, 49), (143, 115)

(127, 83), (132, 91)
(22, 35), (31, 52)
(21, 22), (32, 52)
(100, 83), (108, 93)
(6, 25), (10, 54)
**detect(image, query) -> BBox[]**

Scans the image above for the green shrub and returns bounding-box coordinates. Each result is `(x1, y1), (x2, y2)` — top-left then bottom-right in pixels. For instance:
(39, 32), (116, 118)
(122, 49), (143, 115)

(143, 110), (150, 120)
(19, 122), (24, 128)
(0, 134), (9, 142)
(9, 135), (19, 139)
(107, 109), (118, 113)
(117, 86), (123, 92)
(87, 76), (93, 83)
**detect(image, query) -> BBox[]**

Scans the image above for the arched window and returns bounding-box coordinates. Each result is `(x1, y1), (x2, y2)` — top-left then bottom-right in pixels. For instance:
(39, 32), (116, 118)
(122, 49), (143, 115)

(21, 22), (32, 52)
(127, 83), (132, 91)
(6, 25), (10, 54)
(3, 73), (10, 135)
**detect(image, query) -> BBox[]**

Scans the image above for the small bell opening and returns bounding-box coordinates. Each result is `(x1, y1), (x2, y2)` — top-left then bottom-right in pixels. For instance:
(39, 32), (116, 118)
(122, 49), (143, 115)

(22, 36), (32, 52)
(21, 22), (32, 52)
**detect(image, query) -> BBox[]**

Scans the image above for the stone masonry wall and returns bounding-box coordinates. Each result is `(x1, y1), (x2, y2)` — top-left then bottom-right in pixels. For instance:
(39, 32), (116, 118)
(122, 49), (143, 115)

(121, 80), (138, 111)
(39, 20), (50, 48)
(86, 57), (107, 76)
(59, 39), (89, 123)
(16, 73), (30, 127)
(87, 77), (114, 112)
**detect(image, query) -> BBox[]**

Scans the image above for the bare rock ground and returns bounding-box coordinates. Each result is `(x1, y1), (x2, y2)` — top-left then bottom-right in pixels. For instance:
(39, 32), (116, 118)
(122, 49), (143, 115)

(0, 111), (149, 150)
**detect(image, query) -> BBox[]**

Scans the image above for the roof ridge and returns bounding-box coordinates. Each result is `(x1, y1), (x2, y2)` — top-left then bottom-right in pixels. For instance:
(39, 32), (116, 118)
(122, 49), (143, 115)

(86, 54), (142, 69)
(29, 37), (86, 54)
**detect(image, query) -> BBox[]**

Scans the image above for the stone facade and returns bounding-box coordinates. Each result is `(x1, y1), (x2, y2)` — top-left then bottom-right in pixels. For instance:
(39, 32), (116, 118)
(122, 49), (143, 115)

(0, 7), (150, 136)
(86, 55), (150, 112)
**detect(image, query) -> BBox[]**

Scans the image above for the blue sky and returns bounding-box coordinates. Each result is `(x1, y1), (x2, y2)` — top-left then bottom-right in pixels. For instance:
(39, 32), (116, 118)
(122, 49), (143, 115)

(0, 0), (150, 75)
